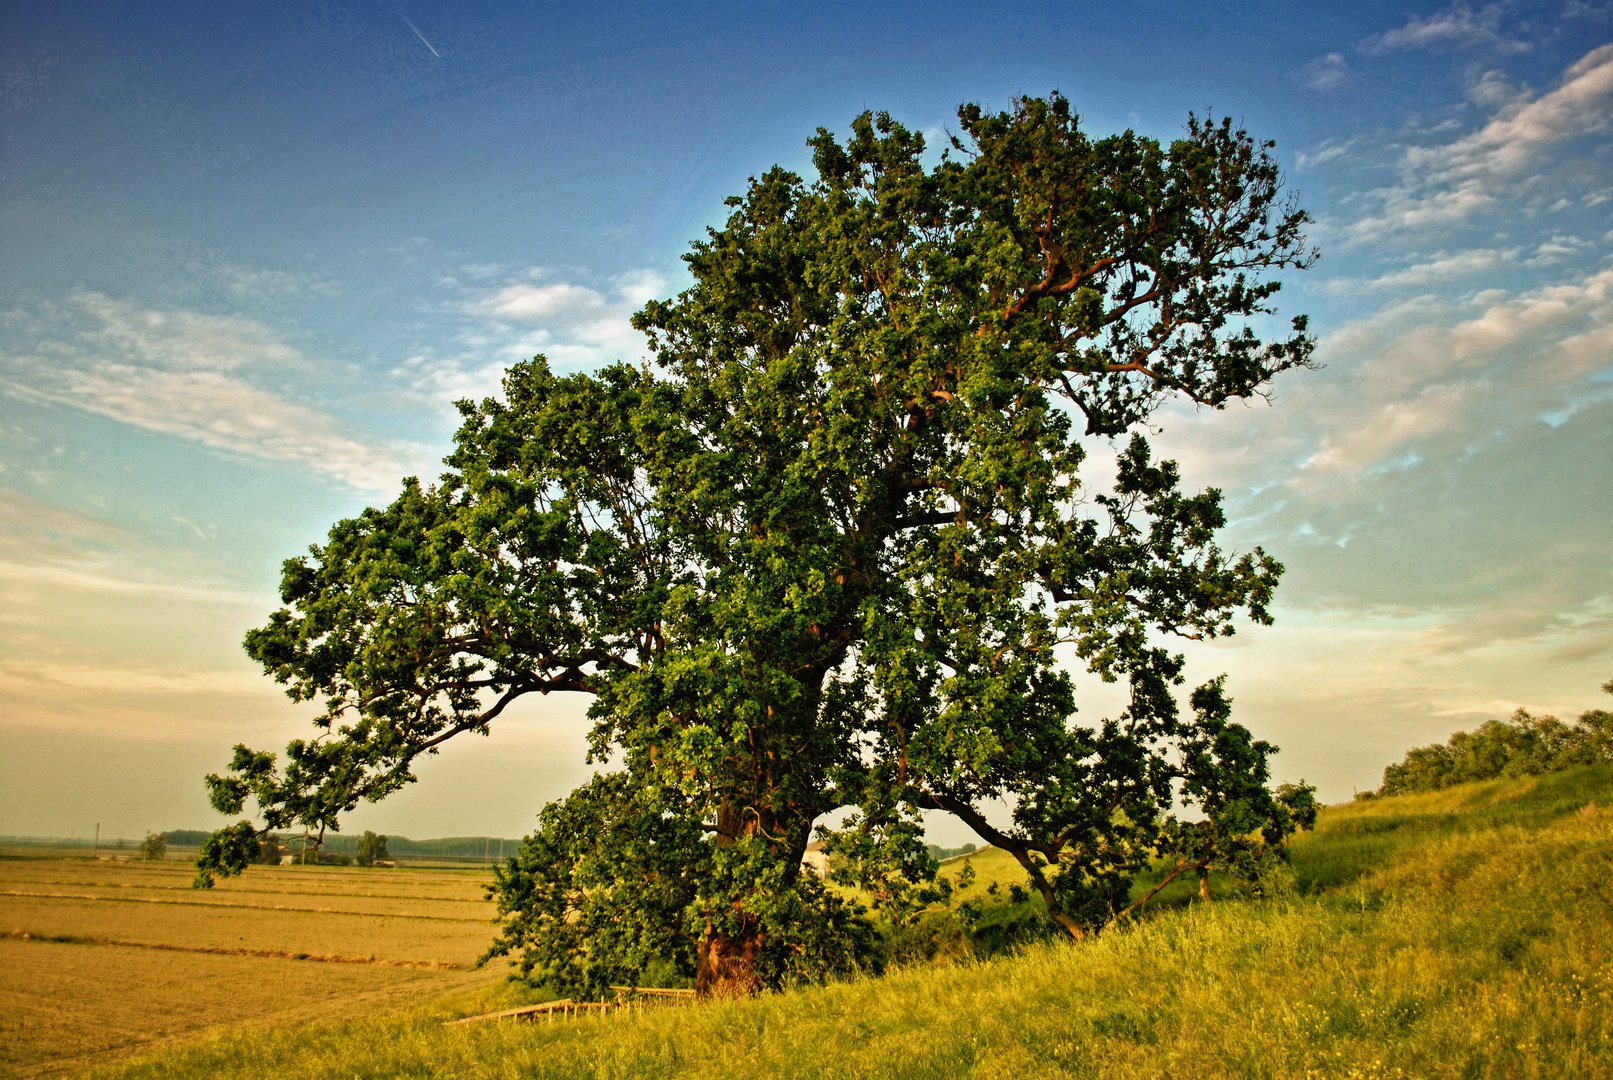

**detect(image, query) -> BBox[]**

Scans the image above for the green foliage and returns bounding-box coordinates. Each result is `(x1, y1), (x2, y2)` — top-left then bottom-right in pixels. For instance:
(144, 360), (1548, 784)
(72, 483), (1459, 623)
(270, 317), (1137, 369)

(1367, 681), (1613, 798)
(193, 822), (257, 887)
(355, 830), (389, 866)
(482, 773), (882, 997)
(138, 832), (167, 861)
(201, 94), (1316, 995)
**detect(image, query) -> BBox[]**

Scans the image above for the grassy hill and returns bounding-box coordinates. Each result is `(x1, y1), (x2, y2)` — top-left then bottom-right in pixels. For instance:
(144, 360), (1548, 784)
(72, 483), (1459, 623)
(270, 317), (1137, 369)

(89, 766), (1613, 1079)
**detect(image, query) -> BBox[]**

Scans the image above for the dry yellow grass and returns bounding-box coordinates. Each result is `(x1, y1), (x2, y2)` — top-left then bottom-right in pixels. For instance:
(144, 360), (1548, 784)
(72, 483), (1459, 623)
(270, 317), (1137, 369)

(0, 853), (508, 1078)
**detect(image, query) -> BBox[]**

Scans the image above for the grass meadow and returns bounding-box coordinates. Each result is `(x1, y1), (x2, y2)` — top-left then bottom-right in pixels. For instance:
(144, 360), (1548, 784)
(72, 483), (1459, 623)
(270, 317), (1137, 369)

(50, 764), (1613, 1080)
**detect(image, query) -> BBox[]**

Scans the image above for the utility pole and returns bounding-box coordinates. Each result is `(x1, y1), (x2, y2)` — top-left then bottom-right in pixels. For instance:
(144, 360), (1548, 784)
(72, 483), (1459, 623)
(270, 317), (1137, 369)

(93, 823), (99, 857)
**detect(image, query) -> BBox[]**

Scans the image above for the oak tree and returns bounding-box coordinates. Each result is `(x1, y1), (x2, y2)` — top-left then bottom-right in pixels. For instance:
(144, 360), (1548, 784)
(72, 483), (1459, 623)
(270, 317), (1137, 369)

(198, 95), (1317, 997)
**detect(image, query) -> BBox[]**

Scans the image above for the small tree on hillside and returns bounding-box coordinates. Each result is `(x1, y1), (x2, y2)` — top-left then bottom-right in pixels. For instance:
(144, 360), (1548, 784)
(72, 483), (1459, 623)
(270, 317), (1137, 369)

(140, 832), (167, 861)
(198, 94), (1317, 998)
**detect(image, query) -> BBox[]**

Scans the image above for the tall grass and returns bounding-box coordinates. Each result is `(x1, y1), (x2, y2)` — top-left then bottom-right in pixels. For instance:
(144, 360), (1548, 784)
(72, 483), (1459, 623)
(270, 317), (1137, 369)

(90, 766), (1613, 1079)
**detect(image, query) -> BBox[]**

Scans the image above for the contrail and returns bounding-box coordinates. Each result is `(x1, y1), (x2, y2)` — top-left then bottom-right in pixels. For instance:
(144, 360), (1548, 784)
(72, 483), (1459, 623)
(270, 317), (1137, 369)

(401, 15), (440, 58)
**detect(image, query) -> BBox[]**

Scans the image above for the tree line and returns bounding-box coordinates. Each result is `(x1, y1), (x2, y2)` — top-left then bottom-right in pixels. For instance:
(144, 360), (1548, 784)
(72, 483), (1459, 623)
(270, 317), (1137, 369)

(1360, 681), (1613, 799)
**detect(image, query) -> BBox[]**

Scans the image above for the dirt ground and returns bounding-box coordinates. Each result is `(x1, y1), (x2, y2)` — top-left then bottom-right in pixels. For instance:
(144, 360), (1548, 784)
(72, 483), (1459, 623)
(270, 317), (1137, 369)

(0, 853), (511, 1077)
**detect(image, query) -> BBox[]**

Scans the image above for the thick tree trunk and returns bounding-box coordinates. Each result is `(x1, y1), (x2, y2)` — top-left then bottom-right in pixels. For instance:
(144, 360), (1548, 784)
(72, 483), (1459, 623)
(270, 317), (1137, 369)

(1198, 870), (1211, 901)
(696, 921), (763, 998)
(696, 799), (771, 998)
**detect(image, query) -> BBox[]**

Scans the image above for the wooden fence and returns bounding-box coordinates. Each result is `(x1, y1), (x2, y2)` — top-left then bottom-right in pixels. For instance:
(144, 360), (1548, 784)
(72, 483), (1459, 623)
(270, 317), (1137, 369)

(448, 986), (697, 1025)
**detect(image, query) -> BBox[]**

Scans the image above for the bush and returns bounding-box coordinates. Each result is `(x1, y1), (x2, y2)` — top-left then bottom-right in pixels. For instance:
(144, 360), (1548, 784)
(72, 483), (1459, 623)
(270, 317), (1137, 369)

(139, 832), (167, 861)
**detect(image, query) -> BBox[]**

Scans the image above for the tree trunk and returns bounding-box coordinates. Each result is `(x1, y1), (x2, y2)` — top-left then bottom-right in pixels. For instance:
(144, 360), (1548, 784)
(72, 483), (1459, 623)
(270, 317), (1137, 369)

(696, 800), (769, 998)
(1048, 908), (1087, 941)
(695, 920), (763, 998)
(1198, 870), (1211, 901)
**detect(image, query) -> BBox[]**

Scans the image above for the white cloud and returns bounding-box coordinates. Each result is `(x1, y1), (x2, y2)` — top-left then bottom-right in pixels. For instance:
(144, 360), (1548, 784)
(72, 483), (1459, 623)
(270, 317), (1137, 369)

(470, 280), (609, 322)
(1295, 267), (1613, 483)
(393, 267), (672, 406)
(1294, 138), (1357, 170)
(1347, 43), (1613, 243)
(1341, 247), (1514, 291)
(0, 293), (417, 493)
(1414, 43), (1613, 183)
(1139, 249), (1613, 781)
(1302, 52), (1351, 90)
(1524, 234), (1595, 266)
(1465, 67), (1527, 107)
(1361, 2), (1531, 54)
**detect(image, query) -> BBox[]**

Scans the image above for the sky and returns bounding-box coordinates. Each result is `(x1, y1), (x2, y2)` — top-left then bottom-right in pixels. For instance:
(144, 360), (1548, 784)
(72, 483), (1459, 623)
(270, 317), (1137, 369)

(1, 0), (1610, 844)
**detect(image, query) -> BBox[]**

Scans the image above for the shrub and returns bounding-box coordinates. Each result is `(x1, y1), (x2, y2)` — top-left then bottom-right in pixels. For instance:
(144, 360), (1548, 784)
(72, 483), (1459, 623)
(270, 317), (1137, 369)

(139, 832), (167, 861)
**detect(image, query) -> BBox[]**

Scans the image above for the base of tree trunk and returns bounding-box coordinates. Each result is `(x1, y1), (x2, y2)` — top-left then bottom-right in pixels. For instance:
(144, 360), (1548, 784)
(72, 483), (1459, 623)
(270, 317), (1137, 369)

(696, 930), (763, 998)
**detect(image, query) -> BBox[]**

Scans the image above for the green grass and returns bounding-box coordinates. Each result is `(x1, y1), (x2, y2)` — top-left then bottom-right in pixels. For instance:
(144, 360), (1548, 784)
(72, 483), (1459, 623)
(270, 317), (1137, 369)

(88, 766), (1613, 1079)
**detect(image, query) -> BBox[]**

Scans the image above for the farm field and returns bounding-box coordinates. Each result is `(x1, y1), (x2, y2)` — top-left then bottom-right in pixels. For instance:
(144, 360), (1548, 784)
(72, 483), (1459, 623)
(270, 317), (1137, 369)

(0, 856), (506, 1078)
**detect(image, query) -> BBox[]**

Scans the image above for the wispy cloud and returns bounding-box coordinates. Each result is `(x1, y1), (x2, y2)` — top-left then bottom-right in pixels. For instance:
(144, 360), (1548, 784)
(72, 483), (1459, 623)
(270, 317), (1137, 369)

(1301, 52), (1352, 90)
(0, 488), (263, 619)
(1465, 67), (1528, 107)
(392, 266), (671, 405)
(1347, 43), (1613, 243)
(1294, 137), (1357, 169)
(1295, 267), (1613, 482)
(1360, 1), (1532, 55)
(0, 293), (417, 493)
(1323, 247), (1516, 293)
(1410, 43), (1613, 182)
(223, 266), (340, 301)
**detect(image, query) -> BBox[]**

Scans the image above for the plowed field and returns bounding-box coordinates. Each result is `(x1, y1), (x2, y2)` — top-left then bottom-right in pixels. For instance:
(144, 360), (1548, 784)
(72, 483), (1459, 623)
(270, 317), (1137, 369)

(0, 854), (506, 1077)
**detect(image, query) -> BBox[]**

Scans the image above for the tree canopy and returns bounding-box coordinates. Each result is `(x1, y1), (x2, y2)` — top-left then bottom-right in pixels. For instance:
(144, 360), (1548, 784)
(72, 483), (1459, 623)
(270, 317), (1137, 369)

(198, 95), (1318, 997)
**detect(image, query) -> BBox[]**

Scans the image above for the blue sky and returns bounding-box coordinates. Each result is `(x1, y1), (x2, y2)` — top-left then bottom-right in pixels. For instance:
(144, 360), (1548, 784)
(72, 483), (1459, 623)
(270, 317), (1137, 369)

(2, 0), (1610, 842)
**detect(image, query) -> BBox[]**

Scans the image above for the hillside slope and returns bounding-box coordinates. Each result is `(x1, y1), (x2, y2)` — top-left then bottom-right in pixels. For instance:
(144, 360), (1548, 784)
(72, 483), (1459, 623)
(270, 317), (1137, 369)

(92, 766), (1613, 1080)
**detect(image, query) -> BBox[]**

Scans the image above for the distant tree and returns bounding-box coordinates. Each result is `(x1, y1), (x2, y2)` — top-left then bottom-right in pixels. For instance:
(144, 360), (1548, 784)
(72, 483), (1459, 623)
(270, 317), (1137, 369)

(198, 94), (1317, 998)
(159, 829), (215, 846)
(139, 832), (167, 861)
(1369, 680), (1613, 798)
(258, 835), (282, 864)
(926, 842), (978, 862)
(356, 831), (389, 867)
